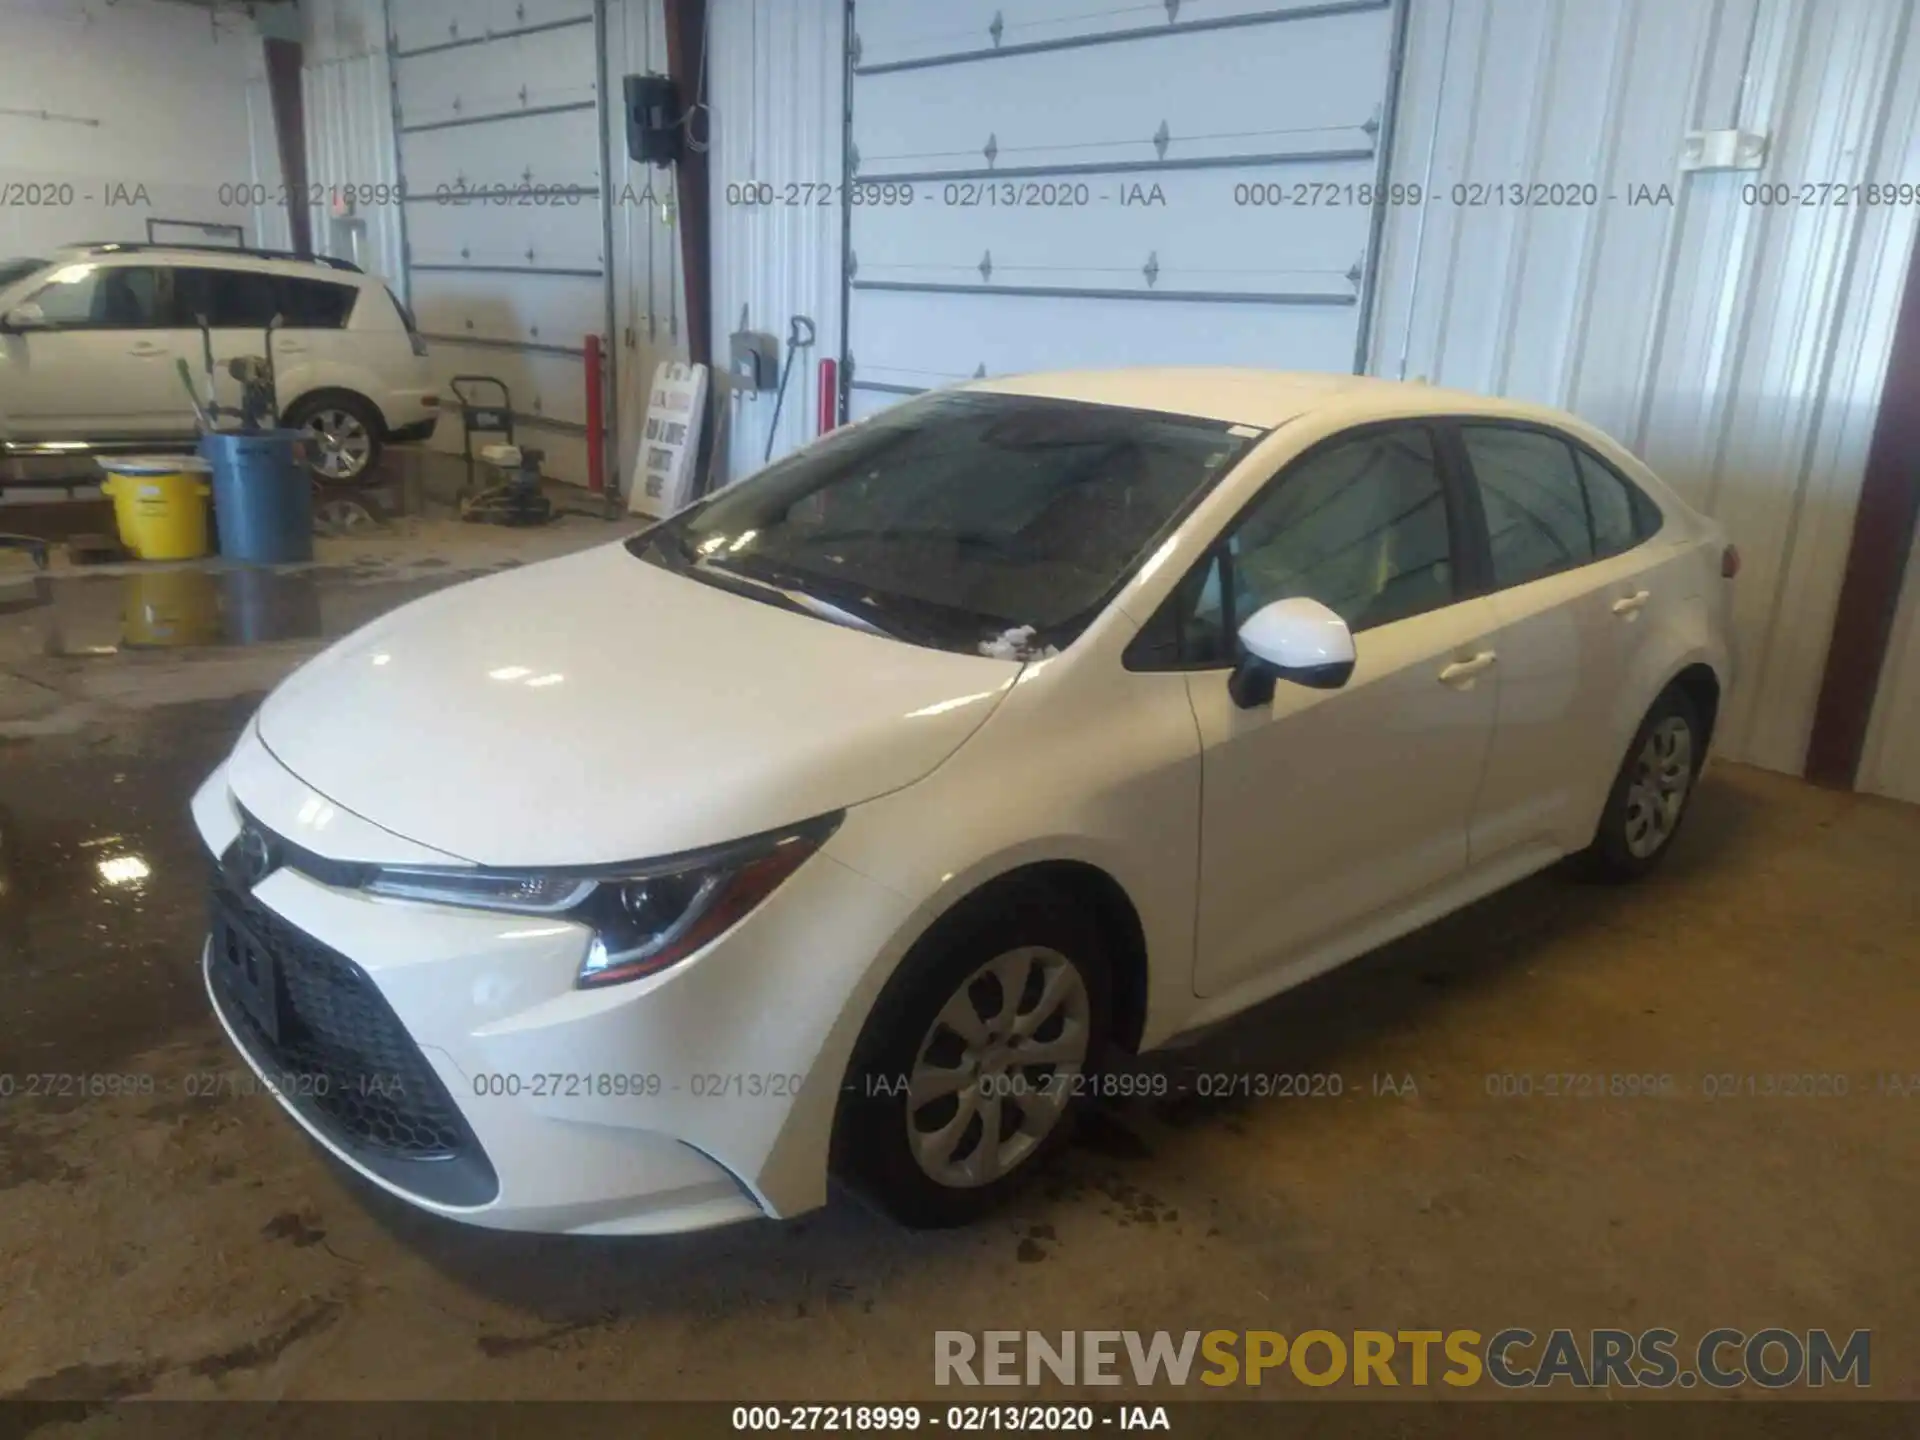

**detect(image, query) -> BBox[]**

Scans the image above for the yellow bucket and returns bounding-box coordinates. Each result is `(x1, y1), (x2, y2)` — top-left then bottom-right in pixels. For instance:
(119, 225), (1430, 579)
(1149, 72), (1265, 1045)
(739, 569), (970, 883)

(98, 456), (213, 561)
(121, 568), (222, 649)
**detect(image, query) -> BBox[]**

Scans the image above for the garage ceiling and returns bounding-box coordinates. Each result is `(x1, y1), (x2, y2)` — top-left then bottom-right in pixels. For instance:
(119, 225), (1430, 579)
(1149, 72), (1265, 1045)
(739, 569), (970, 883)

(843, 0), (1407, 420)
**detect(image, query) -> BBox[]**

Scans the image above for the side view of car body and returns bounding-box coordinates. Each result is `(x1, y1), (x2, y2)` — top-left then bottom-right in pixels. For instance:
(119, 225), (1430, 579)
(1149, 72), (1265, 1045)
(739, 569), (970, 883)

(189, 369), (1735, 1234)
(0, 242), (437, 482)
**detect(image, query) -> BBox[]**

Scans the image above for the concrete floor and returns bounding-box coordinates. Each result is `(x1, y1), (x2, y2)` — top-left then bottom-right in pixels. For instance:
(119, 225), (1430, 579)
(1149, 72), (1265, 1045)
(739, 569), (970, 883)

(1, 484), (1917, 1404)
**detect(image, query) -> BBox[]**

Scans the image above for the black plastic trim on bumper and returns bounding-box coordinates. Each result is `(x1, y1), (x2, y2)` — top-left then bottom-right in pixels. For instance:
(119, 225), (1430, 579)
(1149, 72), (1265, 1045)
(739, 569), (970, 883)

(204, 874), (499, 1209)
(385, 415), (441, 444)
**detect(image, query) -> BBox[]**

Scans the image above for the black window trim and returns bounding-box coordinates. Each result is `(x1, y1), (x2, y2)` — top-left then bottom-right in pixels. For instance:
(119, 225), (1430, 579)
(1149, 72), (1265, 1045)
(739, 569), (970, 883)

(1441, 415), (1667, 598)
(1124, 416), (1486, 673)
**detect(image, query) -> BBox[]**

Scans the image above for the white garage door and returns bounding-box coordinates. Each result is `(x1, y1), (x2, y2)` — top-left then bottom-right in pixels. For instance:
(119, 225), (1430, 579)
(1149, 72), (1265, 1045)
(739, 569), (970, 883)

(845, 0), (1407, 420)
(388, 0), (612, 482)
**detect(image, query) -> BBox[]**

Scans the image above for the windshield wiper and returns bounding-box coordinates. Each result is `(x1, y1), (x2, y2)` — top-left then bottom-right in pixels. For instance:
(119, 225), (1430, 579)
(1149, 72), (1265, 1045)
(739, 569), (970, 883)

(696, 555), (900, 641)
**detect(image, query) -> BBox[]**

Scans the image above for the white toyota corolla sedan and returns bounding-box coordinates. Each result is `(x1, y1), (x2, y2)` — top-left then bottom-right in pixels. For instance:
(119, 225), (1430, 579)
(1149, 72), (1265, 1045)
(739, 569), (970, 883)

(192, 369), (1735, 1234)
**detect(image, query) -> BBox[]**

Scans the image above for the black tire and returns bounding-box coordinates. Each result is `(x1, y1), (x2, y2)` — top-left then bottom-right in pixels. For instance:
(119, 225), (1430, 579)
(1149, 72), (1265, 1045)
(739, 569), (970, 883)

(1579, 686), (1704, 882)
(832, 881), (1111, 1228)
(284, 391), (385, 487)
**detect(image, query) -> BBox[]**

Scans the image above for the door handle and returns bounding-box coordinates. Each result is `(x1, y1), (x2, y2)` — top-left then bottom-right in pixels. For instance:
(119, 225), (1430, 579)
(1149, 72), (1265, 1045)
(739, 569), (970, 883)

(1611, 589), (1651, 616)
(127, 341), (167, 356)
(1438, 651), (1497, 685)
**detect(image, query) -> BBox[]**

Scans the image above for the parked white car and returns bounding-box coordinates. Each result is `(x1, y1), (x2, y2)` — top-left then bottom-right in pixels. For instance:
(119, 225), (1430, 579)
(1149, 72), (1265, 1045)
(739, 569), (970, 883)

(0, 243), (437, 483)
(190, 369), (1735, 1234)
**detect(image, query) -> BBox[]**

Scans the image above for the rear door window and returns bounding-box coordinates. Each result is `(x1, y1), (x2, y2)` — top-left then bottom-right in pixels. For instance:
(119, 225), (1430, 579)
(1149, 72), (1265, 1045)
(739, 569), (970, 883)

(1459, 426), (1596, 589)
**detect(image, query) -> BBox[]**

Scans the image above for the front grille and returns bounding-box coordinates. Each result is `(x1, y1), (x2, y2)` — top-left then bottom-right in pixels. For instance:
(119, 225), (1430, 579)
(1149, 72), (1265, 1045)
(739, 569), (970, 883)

(206, 864), (498, 1206)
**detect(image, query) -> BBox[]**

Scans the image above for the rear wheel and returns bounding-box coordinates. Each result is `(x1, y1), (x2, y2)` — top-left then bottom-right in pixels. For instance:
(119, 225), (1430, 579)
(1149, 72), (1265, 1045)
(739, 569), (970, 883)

(1580, 687), (1703, 880)
(285, 392), (384, 486)
(833, 883), (1110, 1228)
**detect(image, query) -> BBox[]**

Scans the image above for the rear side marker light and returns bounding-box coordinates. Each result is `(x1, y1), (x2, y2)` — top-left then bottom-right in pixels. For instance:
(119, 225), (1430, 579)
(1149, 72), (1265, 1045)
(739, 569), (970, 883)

(1721, 544), (1742, 579)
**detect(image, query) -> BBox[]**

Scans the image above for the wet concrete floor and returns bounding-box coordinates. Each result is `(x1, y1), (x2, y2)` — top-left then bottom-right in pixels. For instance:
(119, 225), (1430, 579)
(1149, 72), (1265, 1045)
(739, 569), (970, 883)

(1, 492), (1918, 1405)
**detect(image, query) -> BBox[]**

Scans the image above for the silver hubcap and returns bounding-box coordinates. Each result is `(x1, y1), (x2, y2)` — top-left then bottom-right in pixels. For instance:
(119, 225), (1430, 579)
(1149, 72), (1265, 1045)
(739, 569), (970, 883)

(906, 946), (1090, 1189)
(1623, 715), (1693, 858)
(305, 409), (372, 480)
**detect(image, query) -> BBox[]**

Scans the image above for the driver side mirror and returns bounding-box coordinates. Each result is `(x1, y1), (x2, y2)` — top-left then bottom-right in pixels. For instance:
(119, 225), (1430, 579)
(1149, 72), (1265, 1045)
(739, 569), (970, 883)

(0, 302), (47, 333)
(1227, 596), (1356, 709)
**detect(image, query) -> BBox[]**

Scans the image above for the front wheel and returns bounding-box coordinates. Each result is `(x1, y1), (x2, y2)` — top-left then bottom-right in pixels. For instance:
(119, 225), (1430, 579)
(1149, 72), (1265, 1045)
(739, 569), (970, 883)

(285, 392), (384, 486)
(833, 885), (1110, 1228)
(1580, 687), (1703, 880)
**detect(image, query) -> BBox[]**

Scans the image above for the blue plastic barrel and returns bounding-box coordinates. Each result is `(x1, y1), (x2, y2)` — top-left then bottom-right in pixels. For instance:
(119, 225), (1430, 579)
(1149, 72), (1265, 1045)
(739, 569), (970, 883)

(200, 430), (314, 564)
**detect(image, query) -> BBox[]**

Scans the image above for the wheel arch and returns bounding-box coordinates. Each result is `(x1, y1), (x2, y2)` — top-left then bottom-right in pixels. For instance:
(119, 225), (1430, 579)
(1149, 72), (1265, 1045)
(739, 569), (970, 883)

(281, 385), (388, 433)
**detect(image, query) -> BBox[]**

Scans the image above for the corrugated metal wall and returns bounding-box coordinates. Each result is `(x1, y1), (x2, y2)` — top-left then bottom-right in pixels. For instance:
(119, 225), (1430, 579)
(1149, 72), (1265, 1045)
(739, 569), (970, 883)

(1367, 0), (1920, 777)
(704, 0), (846, 483)
(300, 0), (1920, 787)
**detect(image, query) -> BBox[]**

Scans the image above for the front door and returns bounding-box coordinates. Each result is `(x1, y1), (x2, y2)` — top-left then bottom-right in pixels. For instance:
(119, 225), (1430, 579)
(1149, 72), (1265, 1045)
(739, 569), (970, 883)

(1180, 423), (1503, 998)
(0, 262), (193, 440)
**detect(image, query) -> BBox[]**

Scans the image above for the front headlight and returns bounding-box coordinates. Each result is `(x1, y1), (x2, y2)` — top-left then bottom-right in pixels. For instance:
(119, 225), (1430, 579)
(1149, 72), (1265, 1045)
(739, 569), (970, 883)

(362, 813), (841, 987)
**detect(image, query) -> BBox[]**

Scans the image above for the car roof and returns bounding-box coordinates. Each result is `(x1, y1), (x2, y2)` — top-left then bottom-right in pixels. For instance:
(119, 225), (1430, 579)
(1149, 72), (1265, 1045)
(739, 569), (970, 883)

(966, 367), (1580, 431)
(47, 244), (365, 281)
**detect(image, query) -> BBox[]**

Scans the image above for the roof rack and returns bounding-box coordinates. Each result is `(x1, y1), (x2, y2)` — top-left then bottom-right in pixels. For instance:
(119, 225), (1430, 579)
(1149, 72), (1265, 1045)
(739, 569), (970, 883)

(65, 242), (364, 274)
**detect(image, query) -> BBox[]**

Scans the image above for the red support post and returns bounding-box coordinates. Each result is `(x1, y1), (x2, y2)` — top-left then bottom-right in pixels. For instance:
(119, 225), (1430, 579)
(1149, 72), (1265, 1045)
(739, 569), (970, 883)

(817, 357), (839, 436)
(584, 333), (606, 493)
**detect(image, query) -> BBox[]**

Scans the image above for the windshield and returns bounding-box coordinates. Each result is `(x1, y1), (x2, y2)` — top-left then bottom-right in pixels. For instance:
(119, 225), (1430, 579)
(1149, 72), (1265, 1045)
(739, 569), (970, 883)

(631, 390), (1257, 656)
(0, 258), (50, 294)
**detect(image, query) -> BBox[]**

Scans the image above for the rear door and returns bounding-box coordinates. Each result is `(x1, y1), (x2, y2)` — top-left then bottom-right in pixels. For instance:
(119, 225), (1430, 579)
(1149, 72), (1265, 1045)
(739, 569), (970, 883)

(173, 266), (359, 422)
(1165, 422), (1504, 999)
(1450, 422), (1677, 862)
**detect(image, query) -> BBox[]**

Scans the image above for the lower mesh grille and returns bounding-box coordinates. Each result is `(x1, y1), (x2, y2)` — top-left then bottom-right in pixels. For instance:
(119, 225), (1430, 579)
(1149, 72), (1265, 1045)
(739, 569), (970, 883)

(206, 865), (498, 1205)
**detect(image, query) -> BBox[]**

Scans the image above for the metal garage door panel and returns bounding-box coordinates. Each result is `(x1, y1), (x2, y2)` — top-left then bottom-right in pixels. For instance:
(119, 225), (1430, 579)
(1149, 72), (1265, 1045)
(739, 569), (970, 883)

(399, 108), (601, 196)
(394, 25), (597, 129)
(856, 0), (1381, 68)
(851, 167), (1370, 301)
(406, 189), (604, 272)
(390, 0), (594, 55)
(410, 271), (604, 349)
(852, 11), (1389, 178)
(847, 288), (1359, 390)
(426, 344), (590, 427)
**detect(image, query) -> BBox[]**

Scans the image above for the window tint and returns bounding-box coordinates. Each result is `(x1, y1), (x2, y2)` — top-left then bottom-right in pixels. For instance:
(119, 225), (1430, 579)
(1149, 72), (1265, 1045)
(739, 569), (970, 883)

(1461, 426), (1594, 588)
(194, 269), (280, 328)
(1229, 425), (1454, 632)
(280, 276), (357, 328)
(28, 264), (178, 328)
(1577, 448), (1638, 556)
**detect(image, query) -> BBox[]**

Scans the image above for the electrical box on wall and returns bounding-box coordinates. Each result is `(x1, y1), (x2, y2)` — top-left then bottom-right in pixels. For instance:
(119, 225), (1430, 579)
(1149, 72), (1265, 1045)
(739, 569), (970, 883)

(728, 329), (779, 397)
(624, 74), (680, 165)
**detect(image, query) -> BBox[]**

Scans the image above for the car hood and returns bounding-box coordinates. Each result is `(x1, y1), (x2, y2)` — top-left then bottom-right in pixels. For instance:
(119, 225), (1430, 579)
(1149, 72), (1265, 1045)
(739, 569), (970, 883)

(255, 540), (1022, 865)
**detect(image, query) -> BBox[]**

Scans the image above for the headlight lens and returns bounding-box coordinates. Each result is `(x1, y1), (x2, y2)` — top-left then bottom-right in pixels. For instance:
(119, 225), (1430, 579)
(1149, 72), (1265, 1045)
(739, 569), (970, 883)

(360, 814), (841, 987)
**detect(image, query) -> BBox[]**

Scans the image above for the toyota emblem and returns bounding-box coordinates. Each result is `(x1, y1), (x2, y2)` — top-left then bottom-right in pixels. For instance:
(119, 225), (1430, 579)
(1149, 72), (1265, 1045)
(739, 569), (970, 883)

(236, 825), (278, 888)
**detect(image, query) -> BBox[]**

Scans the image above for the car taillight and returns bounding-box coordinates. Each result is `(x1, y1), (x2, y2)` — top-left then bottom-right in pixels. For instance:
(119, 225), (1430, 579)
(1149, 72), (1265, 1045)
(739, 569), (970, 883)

(1721, 544), (1741, 578)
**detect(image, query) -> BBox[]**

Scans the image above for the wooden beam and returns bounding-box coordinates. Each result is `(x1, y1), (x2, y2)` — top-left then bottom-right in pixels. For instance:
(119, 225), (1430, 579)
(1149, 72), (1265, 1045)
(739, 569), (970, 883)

(1805, 229), (1920, 787)
(662, 0), (712, 370)
(261, 36), (312, 257)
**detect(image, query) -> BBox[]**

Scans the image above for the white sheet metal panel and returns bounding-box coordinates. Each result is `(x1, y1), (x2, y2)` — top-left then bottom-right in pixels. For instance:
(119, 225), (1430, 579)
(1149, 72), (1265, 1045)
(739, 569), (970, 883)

(1368, 0), (1920, 779)
(845, 0), (1397, 404)
(705, 0), (849, 483)
(390, 0), (607, 480)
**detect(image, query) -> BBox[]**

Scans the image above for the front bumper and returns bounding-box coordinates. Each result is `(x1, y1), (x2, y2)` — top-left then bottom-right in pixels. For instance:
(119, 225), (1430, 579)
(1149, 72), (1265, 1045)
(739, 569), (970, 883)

(190, 731), (916, 1235)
